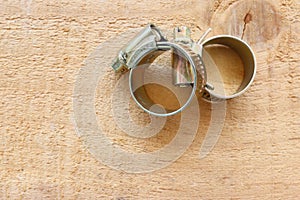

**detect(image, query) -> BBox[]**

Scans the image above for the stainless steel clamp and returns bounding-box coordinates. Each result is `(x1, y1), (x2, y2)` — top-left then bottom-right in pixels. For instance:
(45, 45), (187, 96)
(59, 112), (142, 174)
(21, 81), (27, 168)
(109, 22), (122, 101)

(111, 24), (206, 117)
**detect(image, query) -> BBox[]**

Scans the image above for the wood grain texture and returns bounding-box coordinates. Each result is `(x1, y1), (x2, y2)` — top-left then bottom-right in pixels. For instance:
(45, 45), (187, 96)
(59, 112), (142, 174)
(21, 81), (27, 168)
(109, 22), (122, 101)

(0, 0), (299, 199)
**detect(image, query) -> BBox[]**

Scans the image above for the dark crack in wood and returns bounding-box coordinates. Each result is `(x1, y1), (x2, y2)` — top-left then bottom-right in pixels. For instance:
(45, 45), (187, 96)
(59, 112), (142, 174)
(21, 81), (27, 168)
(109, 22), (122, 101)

(241, 11), (252, 39)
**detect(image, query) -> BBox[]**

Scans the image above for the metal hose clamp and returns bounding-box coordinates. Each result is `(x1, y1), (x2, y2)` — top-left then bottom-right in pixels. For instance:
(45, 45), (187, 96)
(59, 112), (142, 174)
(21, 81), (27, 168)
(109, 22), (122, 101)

(111, 24), (206, 117)
(199, 35), (256, 102)
(172, 29), (256, 102)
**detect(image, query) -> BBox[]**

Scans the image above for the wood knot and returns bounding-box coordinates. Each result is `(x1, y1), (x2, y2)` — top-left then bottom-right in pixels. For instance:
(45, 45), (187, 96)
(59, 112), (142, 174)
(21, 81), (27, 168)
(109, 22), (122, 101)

(210, 0), (281, 48)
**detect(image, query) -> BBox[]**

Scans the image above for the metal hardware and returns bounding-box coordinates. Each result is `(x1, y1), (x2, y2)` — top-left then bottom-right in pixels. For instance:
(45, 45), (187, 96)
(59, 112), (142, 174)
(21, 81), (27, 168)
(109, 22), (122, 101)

(197, 28), (212, 45)
(172, 26), (194, 87)
(172, 27), (212, 88)
(129, 41), (206, 117)
(111, 24), (166, 72)
(111, 24), (256, 116)
(199, 35), (256, 102)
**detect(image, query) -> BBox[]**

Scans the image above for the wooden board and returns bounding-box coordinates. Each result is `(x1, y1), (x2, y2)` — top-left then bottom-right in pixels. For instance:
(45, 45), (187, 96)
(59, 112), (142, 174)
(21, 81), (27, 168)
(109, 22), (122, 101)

(0, 0), (299, 199)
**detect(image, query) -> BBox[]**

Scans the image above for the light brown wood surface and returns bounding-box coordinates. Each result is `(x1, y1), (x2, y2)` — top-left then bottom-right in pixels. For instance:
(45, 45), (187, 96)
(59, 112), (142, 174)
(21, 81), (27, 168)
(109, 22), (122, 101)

(0, 0), (299, 199)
